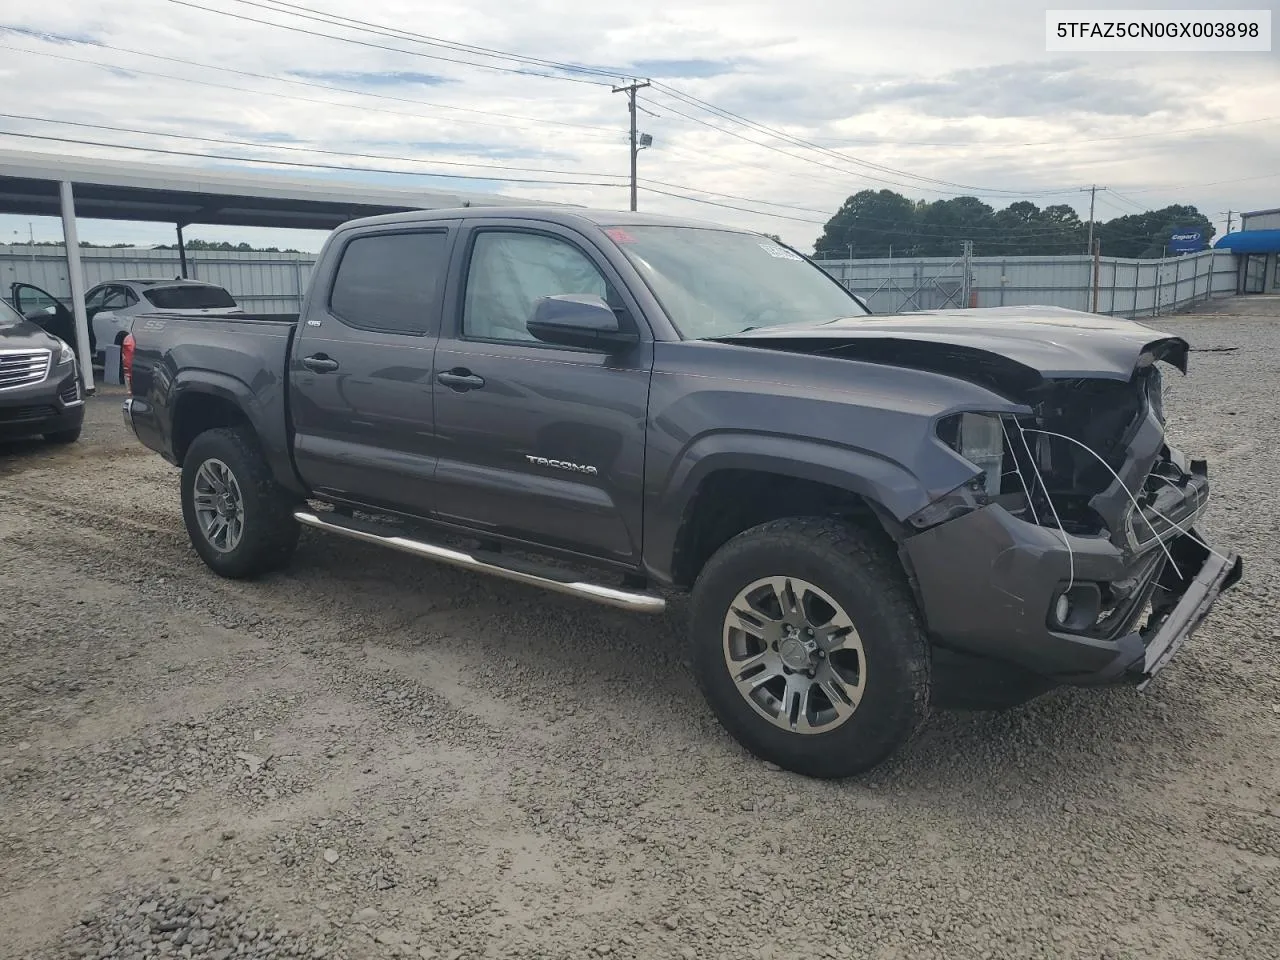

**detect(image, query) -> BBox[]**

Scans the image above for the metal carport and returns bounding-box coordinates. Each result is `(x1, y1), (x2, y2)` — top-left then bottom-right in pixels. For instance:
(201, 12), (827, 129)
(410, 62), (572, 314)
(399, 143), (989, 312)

(0, 147), (557, 391)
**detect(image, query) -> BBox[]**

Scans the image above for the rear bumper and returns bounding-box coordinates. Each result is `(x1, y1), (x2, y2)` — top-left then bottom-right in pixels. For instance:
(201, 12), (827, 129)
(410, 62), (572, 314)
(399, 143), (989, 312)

(904, 499), (1241, 686)
(122, 395), (172, 463)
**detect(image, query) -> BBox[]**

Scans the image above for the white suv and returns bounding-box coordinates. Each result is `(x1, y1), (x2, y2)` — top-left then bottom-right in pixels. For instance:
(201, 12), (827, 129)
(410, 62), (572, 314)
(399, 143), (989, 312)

(83, 279), (243, 359)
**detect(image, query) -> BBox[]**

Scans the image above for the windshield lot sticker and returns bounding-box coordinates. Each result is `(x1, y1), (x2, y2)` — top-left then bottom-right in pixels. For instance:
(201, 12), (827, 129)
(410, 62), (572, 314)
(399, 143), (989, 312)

(605, 228), (636, 244)
(758, 242), (802, 261)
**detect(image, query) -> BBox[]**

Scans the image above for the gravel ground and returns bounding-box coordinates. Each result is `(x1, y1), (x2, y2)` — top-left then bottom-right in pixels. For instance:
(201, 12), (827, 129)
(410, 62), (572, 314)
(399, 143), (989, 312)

(2, 301), (1279, 960)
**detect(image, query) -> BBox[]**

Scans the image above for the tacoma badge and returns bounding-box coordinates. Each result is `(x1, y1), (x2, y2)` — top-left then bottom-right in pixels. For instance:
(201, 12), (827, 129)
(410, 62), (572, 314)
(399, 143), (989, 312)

(525, 455), (598, 476)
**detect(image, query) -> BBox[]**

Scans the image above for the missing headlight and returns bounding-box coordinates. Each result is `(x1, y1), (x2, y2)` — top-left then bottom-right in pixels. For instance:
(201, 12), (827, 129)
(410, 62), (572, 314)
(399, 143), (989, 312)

(937, 412), (1005, 496)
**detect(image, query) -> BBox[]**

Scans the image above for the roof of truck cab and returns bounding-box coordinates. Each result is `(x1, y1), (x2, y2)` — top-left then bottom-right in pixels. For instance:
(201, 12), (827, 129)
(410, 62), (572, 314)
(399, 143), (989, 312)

(335, 206), (740, 233)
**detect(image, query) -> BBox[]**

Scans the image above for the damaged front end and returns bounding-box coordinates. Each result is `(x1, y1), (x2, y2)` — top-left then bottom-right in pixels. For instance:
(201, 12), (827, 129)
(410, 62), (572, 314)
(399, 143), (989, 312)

(902, 336), (1243, 689)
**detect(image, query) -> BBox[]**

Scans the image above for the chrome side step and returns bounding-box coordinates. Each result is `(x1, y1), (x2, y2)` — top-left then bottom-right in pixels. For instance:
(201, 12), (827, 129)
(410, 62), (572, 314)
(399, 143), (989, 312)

(293, 510), (666, 614)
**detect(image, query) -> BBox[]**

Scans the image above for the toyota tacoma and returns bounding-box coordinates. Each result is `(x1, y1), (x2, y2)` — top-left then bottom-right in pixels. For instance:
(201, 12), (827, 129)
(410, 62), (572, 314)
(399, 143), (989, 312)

(120, 207), (1243, 778)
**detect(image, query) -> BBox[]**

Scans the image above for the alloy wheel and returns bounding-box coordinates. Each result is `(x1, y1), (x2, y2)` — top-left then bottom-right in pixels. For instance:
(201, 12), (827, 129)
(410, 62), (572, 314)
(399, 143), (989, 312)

(722, 576), (867, 734)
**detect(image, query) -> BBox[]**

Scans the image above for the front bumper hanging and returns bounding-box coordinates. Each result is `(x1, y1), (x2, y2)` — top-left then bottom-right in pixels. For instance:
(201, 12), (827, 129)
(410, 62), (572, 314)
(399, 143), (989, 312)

(904, 502), (1243, 686)
(1136, 533), (1243, 689)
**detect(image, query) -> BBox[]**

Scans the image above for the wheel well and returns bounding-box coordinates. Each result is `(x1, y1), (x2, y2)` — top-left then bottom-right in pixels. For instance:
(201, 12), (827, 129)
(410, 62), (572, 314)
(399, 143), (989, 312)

(172, 393), (251, 465)
(670, 470), (894, 587)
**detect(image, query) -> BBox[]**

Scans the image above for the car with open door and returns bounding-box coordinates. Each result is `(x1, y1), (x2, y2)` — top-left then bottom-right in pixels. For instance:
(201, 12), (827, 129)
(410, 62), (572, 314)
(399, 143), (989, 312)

(8, 282), (79, 355)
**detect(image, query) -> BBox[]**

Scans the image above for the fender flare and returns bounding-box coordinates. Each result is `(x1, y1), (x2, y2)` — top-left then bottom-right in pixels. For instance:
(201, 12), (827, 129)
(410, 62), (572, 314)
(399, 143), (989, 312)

(166, 371), (303, 494)
(645, 430), (930, 583)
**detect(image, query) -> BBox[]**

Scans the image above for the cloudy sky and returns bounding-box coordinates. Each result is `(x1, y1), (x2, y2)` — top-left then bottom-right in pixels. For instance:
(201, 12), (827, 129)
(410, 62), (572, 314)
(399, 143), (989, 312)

(0, 0), (1276, 252)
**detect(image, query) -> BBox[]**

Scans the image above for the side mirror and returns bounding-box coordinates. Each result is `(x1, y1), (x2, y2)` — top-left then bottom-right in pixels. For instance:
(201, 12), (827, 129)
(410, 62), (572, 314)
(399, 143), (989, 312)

(527, 294), (639, 351)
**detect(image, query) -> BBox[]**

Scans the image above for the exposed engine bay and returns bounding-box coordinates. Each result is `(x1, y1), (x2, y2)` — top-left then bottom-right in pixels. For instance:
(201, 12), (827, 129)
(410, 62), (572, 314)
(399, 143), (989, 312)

(953, 364), (1180, 540)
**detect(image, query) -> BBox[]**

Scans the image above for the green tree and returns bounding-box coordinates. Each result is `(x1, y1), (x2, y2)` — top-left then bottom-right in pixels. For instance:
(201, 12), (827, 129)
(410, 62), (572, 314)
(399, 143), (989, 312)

(813, 191), (1212, 259)
(813, 189), (917, 258)
(915, 196), (996, 256)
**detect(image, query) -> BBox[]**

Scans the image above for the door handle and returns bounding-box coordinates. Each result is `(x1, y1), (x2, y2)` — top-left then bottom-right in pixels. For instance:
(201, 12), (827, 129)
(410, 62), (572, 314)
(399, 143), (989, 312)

(302, 354), (339, 373)
(437, 369), (485, 391)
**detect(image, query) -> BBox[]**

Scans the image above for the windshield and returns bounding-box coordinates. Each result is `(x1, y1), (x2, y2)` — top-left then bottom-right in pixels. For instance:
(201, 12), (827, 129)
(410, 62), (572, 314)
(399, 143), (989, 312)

(143, 285), (238, 310)
(606, 225), (867, 339)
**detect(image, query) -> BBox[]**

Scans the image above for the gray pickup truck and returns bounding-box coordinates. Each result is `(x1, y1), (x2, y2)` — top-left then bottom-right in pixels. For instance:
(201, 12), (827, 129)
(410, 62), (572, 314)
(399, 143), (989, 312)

(122, 206), (1242, 778)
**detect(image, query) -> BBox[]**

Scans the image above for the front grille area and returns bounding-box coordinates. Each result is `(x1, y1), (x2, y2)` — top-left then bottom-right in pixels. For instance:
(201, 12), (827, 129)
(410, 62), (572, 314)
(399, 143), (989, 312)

(58, 377), (82, 405)
(0, 349), (51, 390)
(0, 404), (56, 423)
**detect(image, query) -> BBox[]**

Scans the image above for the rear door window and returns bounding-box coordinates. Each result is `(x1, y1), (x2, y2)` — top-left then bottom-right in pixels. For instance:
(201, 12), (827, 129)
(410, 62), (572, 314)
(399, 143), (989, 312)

(143, 285), (238, 309)
(328, 231), (450, 336)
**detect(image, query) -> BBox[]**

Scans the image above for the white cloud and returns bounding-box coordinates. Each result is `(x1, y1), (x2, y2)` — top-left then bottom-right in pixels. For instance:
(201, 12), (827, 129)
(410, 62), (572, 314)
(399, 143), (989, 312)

(0, 0), (1276, 251)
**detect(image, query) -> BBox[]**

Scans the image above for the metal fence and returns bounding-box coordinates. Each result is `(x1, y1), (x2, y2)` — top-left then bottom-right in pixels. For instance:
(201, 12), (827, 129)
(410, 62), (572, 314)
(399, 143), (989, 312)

(2, 244), (1241, 319)
(815, 249), (1239, 317)
(0, 244), (316, 314)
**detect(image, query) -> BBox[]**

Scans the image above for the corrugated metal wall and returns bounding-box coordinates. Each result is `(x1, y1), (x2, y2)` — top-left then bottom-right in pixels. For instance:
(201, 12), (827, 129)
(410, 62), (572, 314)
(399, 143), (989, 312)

(0, 245), (316, 314)
(1240, 211), (1280, 231)
(2, 244), (1240, 318)
(815, 250), (1238, 317)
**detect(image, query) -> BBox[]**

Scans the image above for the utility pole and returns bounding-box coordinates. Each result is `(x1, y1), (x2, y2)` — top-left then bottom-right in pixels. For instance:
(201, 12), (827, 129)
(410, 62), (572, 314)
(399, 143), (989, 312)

(1092, 237), (1102, 313)
(1222, 210), (1234, 234)
(1081, 185), (1107, 254)
(612, 79), (650, 212)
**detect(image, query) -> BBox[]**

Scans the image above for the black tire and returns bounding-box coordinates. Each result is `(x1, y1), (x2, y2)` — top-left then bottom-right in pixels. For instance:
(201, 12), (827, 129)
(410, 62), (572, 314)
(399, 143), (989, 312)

(44, 425), (82, 444)
(689, 517), (930, 779)
(181, 426), (299, 579)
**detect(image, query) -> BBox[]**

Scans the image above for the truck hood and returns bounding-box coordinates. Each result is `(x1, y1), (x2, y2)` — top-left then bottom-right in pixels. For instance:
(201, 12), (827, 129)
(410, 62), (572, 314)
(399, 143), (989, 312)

(716, 305), (1188, 395)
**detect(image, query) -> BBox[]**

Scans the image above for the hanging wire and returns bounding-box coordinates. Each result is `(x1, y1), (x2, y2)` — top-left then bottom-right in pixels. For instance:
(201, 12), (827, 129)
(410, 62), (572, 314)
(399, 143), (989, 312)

(1009, 419), (1075, 592)
(1018, 427), (1183, 578)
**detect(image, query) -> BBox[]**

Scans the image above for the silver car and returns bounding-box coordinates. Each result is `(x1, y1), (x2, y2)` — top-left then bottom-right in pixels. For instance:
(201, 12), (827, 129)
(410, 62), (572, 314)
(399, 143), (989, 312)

(10, 278), (243, 374)
(84, 279), (243, 359)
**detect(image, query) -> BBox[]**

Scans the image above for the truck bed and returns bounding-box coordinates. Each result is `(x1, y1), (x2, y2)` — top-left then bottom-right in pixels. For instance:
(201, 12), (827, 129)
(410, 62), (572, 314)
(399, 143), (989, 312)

(125, 310), (300, 484)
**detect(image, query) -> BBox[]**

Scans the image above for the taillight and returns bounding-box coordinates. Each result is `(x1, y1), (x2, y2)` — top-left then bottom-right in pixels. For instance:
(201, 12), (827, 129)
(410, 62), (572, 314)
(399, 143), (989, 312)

(121, 333), (136, 391)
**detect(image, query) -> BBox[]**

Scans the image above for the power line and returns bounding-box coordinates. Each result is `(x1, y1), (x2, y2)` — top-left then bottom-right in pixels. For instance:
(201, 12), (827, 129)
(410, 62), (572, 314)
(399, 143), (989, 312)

(0, 26), (620, 136)
(0, 42), (621, 144)
(1100, 190), (1148, 214)
(246, 0), (632, 81)
(0, 113), (628, 179)
(648, 83), (1078, 198)
(0, 129), (625, 187)
(204, 0), (1280, 163)
(6, 112), (1073, 240)
(165, 0), (615, 86)
(639, 185), (827, 225)
(640, 179), (833, 216)
(188, 0), (1080, 202)
(646, 94), (1069, 200)
(641, 184), (1131, 244)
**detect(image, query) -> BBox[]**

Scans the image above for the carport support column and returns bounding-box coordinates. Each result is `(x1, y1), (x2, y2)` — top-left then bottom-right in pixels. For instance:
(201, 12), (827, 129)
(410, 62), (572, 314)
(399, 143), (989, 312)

(59, 181), (95, 393)
(176, 223), (189, 278)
